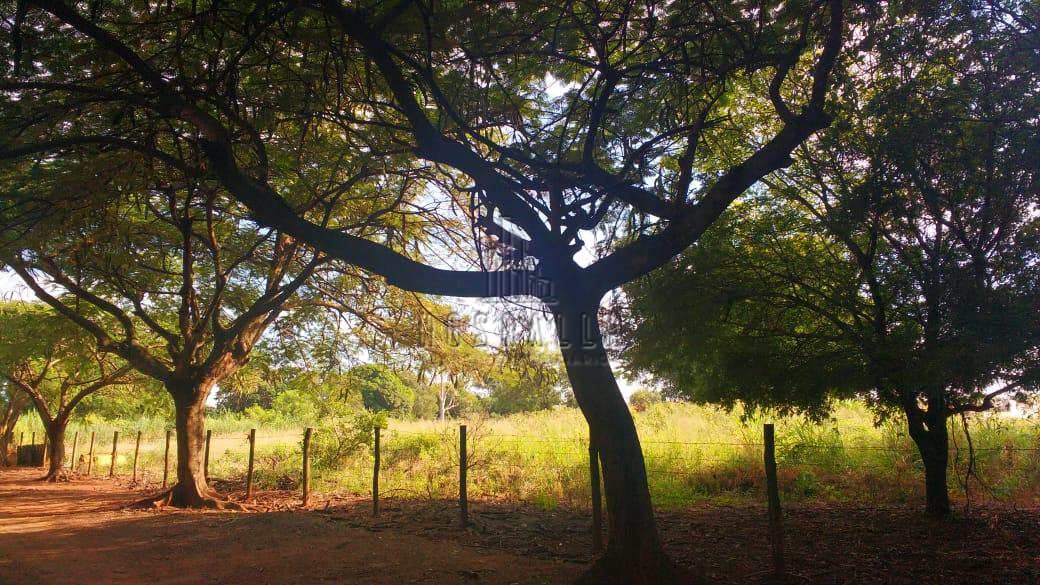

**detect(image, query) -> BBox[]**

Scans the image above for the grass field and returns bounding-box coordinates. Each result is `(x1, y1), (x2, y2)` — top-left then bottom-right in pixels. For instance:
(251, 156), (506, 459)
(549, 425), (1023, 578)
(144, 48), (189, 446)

(14, 401), (1040, 510)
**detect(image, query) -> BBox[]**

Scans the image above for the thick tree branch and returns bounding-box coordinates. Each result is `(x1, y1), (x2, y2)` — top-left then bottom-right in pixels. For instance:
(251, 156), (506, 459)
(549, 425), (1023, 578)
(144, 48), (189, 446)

(27, 0), (540, 300)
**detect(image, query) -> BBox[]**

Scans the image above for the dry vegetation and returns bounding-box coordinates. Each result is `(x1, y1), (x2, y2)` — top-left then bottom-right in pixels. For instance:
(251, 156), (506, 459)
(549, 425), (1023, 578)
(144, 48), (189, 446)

(19, 401), (1040, 511)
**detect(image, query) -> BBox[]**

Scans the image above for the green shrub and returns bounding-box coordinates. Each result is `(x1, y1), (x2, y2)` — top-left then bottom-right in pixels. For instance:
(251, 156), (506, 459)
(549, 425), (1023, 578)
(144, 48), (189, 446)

(349, 364), (414, 415)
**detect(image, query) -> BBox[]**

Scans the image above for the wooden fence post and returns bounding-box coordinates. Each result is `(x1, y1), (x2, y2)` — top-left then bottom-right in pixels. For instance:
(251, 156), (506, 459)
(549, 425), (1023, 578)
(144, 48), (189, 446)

(109, 430), (119, 477)
(459, 424), (468, 528)
(162, 429), (171, 488)
(764, 423), (786, 577)
(372, 426), (380, 517)
(70, 431), (79, 471)
(246, 429), (256, 499)
(302, 427), (313, 506)
(42, 434), (48, 467)
(204, 429), (212, 480)
(589, 442), (603, 553)
(132, 431), (142, 482)
(86, 431), (95, 475)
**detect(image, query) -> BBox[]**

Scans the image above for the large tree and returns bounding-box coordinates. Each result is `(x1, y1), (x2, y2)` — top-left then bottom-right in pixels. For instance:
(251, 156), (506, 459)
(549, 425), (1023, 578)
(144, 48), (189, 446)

(617, 1), (1040, 517)
(2, 186), (323, 503)
(1, 1), (849, 579)
(0, 141), (411, 505)
(0, 300), (133, 479)
(0, 0), (435, 505)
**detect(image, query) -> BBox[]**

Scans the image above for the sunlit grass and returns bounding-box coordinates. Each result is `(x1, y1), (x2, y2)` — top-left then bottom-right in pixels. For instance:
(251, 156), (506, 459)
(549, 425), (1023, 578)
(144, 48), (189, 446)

(13, 401), (1040, 509)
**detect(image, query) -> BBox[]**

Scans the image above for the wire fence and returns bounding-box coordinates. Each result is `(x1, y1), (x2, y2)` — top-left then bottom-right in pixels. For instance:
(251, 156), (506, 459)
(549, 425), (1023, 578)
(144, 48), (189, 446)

(13, 421), (1040, 515)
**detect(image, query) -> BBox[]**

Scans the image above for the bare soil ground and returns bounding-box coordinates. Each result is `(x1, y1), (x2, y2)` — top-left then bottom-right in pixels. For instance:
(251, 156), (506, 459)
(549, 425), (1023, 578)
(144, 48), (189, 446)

(1, 468), (1038, 584)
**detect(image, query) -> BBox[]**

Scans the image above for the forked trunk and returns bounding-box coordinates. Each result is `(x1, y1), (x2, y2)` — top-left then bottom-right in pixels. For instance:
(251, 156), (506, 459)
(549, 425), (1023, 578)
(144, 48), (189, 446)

(906, 408), (951, 517)
(167, 381), (221, 508)
(554, 299), (683, 584)
(43, 421), (67, 481)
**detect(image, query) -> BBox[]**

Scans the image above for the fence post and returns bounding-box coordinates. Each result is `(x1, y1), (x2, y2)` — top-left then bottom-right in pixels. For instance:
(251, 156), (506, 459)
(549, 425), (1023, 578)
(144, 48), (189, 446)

(162, 429), (171, 488)
(86, 431), (95, 475)
(764, 423), (786, 577)
(589, 442), (603, 553)
(42, 434), (48, 467)
(459, 424), (468, 528)
(109, 430), (119, 477)
(246, 429), (256, 499)
(372, 426), (380, 517)
(132, 430), (142, 482)
(204, 429), (212, 480)
(302, 427), (313, 506)
(70, 431), (79, 471)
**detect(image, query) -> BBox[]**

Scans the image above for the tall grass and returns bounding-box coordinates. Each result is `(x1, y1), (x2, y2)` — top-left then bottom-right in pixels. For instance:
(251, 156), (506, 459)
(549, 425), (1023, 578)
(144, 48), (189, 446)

(13, 401), (1040, 509)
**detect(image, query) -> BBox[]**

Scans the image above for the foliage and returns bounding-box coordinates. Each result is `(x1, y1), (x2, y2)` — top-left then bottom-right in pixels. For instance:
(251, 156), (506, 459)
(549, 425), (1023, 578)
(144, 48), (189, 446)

(616, 208), (861, 417)
(0, 300), (136, 424)
(485, 344), (568, 415)
(350, 364), (414, 415)
(629, 389), (664, 413)
(41, 401), (1040, 510)
(617, 1), (1040, 422)
(312, 410), (387, 472)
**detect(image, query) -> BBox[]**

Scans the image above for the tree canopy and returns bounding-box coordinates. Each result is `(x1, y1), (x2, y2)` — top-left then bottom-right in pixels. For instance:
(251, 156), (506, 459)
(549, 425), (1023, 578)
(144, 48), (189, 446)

(1, 0), (852, 578)
(616, 0), (1040, 516)
(0, 300), (134, 477)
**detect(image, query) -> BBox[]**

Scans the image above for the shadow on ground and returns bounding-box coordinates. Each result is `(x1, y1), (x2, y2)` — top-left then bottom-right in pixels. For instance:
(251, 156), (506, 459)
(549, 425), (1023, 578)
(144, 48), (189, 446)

(2, 468), (1038, 584)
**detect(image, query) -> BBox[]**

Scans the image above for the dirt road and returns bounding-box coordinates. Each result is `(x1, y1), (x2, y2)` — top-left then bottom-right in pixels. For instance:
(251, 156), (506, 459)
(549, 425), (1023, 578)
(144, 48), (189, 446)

(2, 468), (1038, 584)
(0, 468), (580, 584)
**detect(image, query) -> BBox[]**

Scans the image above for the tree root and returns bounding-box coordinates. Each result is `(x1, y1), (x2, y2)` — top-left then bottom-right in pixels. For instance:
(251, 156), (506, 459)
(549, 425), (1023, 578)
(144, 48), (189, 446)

(40, 469), (74, 483)
(130, 489), (175, 509)
(129, 487), (247, 511)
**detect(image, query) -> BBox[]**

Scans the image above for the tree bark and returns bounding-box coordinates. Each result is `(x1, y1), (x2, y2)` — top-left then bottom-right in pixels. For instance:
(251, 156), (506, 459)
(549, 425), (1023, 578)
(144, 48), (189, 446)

(0, 395), (27, 466)
(165, 380), (224, 508)
(906, 408), (951, 517)
(43, 419), (67, 481)
(553, 297), (684, 584)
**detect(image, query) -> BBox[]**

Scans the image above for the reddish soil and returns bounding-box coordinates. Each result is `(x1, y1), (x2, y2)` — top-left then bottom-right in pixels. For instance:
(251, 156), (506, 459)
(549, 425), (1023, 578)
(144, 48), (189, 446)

(0, 468), (580, 584)
(2, 467), (1038, 584)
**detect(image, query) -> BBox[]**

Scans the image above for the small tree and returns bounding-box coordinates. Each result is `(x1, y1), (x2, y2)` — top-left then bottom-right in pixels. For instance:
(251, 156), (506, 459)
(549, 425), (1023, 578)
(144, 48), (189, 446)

(0, 170), (366, 504)
(349, 363), (414, 415)
(486, 344), (567, 415)
(628, 390), (663, 413)
(0, 301), (132, 479)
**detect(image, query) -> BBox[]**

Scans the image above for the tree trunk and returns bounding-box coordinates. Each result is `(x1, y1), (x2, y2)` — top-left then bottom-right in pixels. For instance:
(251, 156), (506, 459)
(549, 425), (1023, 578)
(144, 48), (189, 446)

(43, 420), (67, 481)
(1, 394), (28, 466)
(0, 430), (11, 467)
(906, 409), (951, 517)
(166, 381), (223, 508)
(553, 298), (683, 584)
(1, 410), (18, 467)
